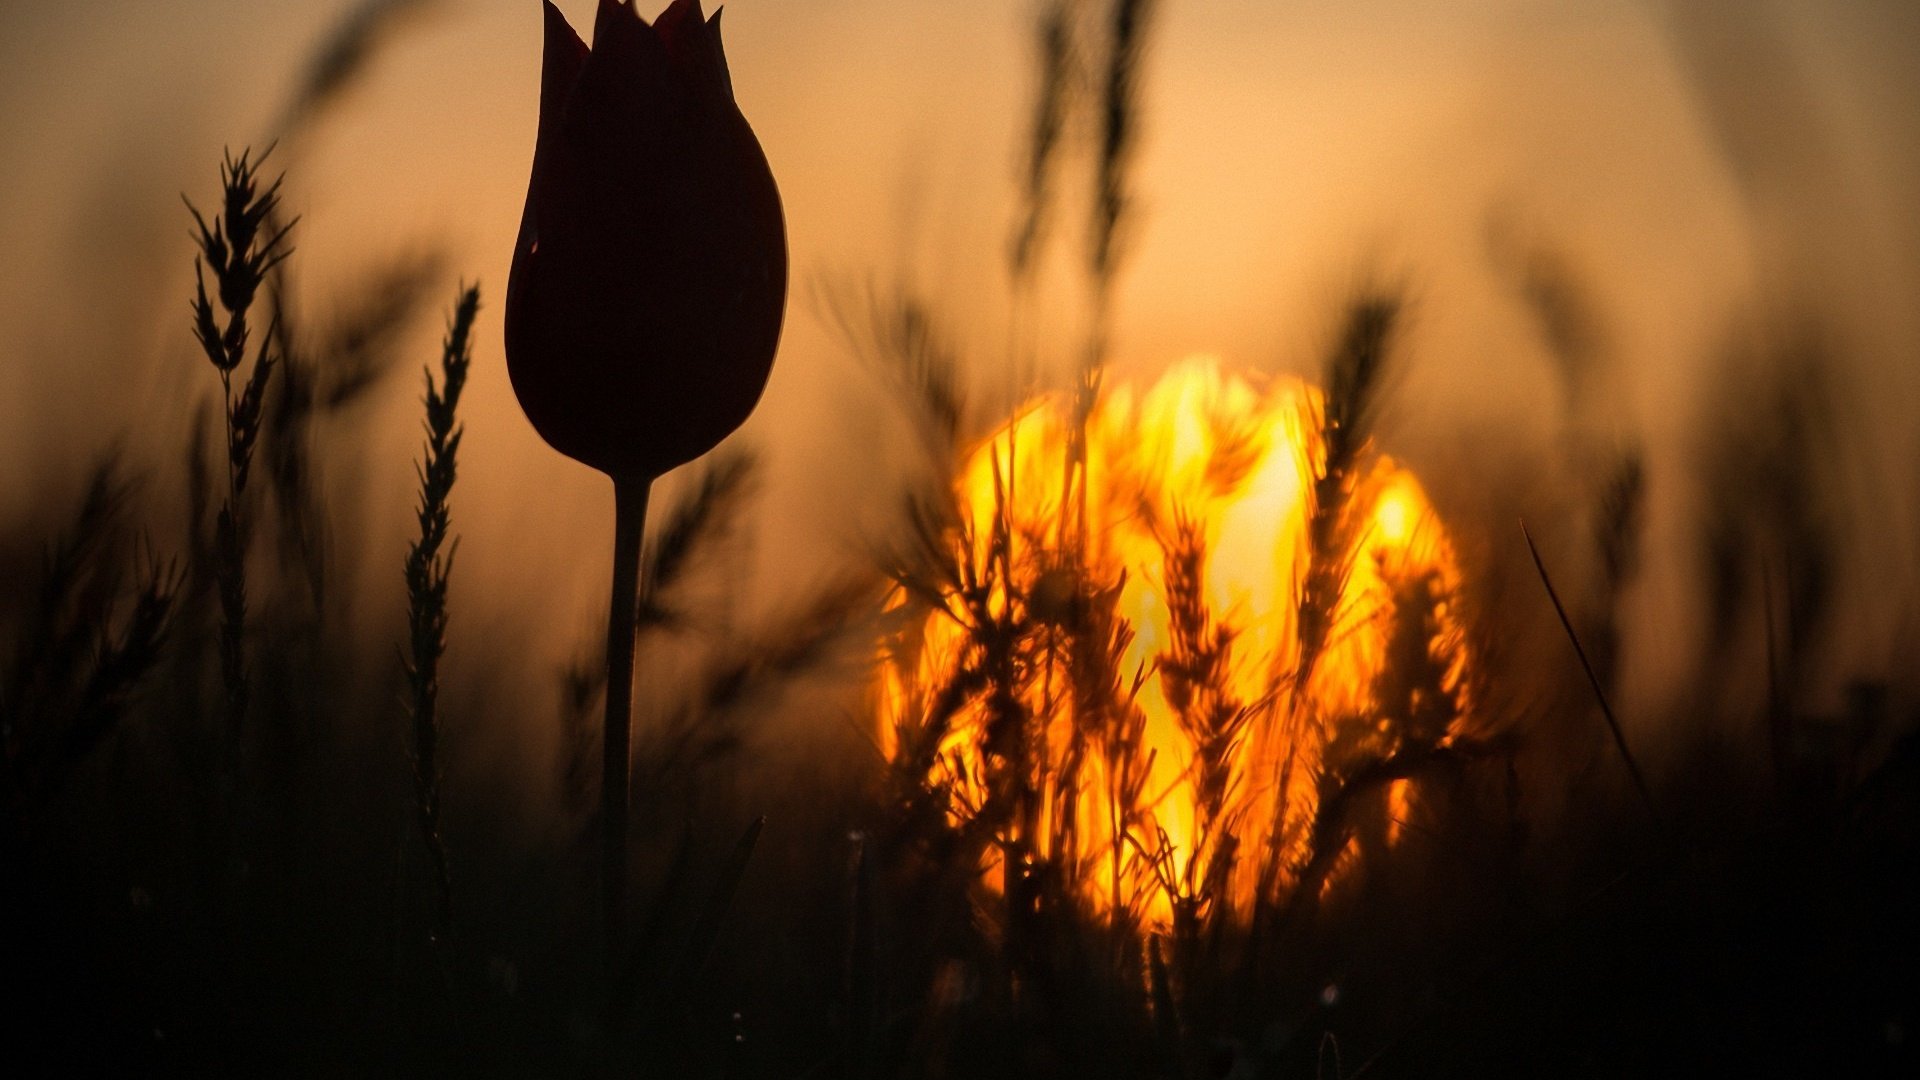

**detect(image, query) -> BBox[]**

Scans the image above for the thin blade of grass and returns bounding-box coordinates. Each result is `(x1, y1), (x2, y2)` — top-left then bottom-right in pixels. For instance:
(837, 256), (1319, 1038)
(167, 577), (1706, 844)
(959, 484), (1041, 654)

(1521, 519), (1653, 809)
(675, 815), (765, 983)
(604, 815), (765, 1031)
(602, 823), (697, 1030)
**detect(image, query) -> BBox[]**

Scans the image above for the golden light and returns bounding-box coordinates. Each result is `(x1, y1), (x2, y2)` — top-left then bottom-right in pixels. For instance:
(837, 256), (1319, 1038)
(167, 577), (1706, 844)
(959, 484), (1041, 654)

(880, 358), (1471, 928)
(1374, 486), (1414, 546)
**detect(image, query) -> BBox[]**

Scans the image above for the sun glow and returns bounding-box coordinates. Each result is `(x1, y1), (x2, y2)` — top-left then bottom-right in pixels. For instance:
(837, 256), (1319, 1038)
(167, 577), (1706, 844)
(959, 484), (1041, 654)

(879, 358), (1471, 927)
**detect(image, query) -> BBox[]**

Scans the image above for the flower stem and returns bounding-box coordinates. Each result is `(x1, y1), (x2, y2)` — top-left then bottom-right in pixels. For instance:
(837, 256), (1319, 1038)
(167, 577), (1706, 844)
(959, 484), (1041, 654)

(604, 474), (650, 949)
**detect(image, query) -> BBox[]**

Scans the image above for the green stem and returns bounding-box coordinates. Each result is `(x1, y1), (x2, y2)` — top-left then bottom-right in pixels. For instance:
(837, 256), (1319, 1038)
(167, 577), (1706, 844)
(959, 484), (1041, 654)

(604, 474), (651, 949)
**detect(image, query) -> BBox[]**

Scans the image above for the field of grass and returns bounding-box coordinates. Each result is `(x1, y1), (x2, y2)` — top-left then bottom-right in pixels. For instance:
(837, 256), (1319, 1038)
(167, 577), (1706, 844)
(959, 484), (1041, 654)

(3, 1), (1917, 1076)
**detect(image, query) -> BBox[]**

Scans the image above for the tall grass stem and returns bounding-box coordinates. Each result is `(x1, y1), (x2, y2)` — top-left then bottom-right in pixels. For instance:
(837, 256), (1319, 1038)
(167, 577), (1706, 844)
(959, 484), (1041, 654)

(403, 283), (478, 943)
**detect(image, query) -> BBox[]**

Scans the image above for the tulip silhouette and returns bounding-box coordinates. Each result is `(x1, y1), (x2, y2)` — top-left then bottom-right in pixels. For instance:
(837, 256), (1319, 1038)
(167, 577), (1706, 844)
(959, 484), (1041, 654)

(506, 0), (786, 945)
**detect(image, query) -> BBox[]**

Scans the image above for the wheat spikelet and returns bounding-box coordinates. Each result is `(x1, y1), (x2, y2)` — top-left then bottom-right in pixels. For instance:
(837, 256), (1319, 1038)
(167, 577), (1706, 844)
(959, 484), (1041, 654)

(402, 283), (478, 942)
(185, 147), (294, 735)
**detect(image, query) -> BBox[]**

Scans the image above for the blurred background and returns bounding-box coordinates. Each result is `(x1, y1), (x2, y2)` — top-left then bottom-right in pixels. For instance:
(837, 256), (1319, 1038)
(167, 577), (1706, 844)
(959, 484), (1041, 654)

(5, 2), (1920, 1072)
(3, 0), (1918, 757)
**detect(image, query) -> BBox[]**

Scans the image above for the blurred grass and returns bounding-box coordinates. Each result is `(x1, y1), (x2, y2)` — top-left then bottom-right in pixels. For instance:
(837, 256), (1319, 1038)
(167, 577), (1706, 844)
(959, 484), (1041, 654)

(0, 1), (1916, 1076)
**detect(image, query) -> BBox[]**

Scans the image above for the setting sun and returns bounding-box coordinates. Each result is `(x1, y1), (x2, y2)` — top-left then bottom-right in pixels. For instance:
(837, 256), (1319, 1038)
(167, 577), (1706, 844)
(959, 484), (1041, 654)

(880, 358), (1470, 926)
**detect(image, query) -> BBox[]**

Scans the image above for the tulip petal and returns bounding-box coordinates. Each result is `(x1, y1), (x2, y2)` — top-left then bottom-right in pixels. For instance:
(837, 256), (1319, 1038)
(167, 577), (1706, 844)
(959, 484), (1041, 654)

(590, 0), (663, 76)
(651, 0), (705, 51)
(593, 0), (630, 44)
(580, 0), (674, 124)
(704, 7), (734, 100)
(538, 2), (589, 146)
(521, 1), (590, 265)
(652, 0), (732, 104)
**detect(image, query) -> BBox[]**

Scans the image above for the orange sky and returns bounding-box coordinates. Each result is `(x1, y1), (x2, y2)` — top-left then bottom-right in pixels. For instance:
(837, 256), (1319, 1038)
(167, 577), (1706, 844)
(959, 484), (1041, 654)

(2, 0), (1917, 721)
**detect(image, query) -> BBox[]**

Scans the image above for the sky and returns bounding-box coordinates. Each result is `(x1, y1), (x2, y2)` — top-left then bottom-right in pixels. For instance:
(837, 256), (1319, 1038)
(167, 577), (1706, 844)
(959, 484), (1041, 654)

(2, 0), (1917, 719)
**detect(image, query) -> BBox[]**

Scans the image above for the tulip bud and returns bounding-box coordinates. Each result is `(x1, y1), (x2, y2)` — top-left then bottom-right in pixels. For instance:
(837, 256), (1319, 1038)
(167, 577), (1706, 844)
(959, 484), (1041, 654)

(506, 0), (787, 483)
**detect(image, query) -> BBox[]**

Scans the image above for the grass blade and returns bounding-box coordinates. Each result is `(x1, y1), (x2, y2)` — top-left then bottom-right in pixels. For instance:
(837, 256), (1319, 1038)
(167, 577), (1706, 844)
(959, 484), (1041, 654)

(1521, 519), (1653, 809)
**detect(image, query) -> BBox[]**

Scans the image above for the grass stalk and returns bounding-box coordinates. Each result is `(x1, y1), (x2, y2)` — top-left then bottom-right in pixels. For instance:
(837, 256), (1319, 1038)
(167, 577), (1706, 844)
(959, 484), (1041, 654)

(402, 283), (478, 943)
(186, 147), (293, 739)
(1521, 520), (1653, 809)
(1294, 295), (1397, 692)
(1010, 0), (1078, 283)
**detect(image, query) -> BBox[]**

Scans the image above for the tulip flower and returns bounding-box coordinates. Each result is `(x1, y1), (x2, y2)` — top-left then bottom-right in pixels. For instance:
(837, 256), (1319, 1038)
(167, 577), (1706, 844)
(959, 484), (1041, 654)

(505, 0), (786, 943)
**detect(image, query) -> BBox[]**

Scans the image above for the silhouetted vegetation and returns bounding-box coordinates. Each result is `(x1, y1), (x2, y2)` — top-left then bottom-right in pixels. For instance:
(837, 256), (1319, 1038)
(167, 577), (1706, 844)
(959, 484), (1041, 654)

(1, 2), (1916, 1077)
